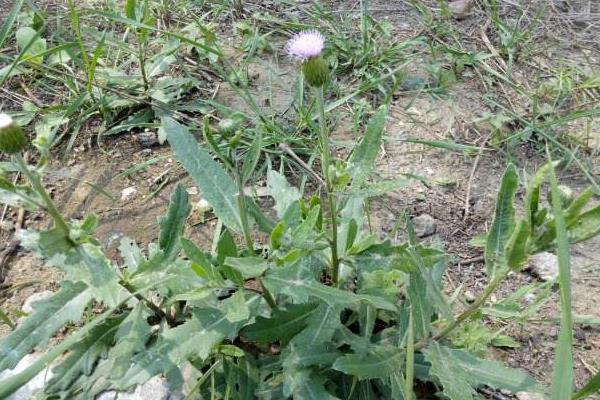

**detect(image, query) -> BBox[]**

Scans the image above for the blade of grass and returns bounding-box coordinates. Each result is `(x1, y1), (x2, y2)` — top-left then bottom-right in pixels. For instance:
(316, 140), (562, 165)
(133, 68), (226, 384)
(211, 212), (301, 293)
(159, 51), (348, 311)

(548, 150), (574, 400)
(0, 0), (25, 49)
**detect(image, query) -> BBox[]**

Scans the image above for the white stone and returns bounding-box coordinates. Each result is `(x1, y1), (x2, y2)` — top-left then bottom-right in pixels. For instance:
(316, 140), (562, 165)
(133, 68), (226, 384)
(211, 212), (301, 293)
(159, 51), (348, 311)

(121, 187), (137, 201)
(0, 353), (53, 400)
(21, 291), (54, 314)
(528, 252), (559, 281)
(516, 392), (547, 400)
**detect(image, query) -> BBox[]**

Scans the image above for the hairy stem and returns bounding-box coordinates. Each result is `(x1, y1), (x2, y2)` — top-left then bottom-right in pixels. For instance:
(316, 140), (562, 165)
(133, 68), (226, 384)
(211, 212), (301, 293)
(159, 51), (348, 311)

(415, 271), (506, 350)
(316, 86), (340, 284)
(14, 154), (70, 236)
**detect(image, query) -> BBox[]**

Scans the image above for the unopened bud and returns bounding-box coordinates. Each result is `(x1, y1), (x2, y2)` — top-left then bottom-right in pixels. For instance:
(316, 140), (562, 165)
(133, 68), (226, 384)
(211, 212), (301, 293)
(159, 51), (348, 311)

(0, 114), (27, 154)
(302, 57), (329, 88)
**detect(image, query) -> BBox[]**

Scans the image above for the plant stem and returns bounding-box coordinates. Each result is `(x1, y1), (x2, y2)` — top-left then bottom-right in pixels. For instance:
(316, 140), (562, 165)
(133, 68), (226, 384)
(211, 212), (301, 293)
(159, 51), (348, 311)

(315, 86), (340, 284)
(137, 39), (149, 92)
(234, 163), (277, 309)
(415, 271), (506, 350)
(14, 154), (70, 236)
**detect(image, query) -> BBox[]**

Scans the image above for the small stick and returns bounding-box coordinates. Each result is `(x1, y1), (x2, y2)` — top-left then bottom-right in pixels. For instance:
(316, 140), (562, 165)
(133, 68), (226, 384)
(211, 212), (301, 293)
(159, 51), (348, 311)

(279, 143), (326, 187)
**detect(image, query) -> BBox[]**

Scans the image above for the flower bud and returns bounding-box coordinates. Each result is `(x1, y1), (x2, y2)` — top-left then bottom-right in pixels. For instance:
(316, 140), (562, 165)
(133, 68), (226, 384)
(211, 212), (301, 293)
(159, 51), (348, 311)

(218, 118), (239, 136)
(557, 185), (574, 207)
(0, 114), (27, 154)
(302, 57), (329, 88)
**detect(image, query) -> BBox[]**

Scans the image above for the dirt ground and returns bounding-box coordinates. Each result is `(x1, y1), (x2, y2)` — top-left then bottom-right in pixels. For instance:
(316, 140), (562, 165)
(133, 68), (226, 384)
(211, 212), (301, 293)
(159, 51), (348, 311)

(1, 0), (600, 398)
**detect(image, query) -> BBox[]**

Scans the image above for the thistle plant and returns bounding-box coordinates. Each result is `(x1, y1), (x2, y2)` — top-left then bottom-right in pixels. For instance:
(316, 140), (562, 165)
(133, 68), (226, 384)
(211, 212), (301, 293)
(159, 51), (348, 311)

(286, 30), (341, 284)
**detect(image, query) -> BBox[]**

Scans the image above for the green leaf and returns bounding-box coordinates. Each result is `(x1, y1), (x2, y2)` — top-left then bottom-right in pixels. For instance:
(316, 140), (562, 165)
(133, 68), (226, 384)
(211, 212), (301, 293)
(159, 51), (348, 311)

(109, 304), (152, 380)
(224, 257), (269, 279)
(549, 160), (574, 400)
(423, 342), (476, 400)
(225, 290), (250, 322)
(350, 106), (388, 187)
(567, 205), (600, 245)
(505, 220), (531, 271)
(158, 184), (191, 261)
(333, 346), (404, 380)
(46, 315), (124, 393)
(241, 303), (316, 346)
(485, 164), (519, 277)
(115, 301), (258, 389)
(449, 347), (541, 392)
(573, 370), (600, 400)
(118, 237), (145, 274)
(15, 26), (47, 63)
(164, 117), (242, 232)
(263, 274), (396, 311)
(268, 170), (301, 218)
(0, 282), (93, 373)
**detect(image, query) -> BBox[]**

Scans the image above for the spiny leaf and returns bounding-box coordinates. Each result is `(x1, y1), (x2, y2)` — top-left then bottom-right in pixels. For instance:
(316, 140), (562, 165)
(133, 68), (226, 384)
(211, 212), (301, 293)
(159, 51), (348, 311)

(423, 342), (476, 400)
(158, 184), (191, 261)
(333, 346), (404, 380)
(0, 282), (93, 372)
(263, 274), (396, 311)
(164, 117), (242, 232)
(241, 304), (316, 346)
(115, 299), (259, 389)
(46, 315), (124, 393)
(109, 304), (152, 380)
(485, 164), (519, 277)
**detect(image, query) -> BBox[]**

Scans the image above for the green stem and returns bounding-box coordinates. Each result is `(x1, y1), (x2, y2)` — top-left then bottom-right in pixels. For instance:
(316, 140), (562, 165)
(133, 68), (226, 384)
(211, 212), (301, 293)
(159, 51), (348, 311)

(415, 271), (506, 350)
(360, 0), (369, 53)
(137, 39), (149, 92)
(315, 86), (340, 285)
(234, 164), (277, 309)
(14, 154), (70, 236)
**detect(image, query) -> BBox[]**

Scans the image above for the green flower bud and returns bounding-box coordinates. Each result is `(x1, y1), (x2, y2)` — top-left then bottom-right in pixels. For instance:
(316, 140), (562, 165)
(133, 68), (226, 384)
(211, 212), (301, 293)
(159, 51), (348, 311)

(302, 57), (329, 88)
(0, 114), (28, 154)
(218, 118), (239, 136)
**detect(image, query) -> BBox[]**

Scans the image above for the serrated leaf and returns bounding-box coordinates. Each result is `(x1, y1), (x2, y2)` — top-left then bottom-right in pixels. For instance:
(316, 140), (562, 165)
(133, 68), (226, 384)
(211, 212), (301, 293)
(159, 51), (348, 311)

(567, 204), (600, 244)
(110, 304), (151, 379)
(268, 170), (301, 218)
(46, 315), (124, 393)
(333, 346), (403, 380)
(485, 164), (519, 277)
(0, 282), (93, 373)
(350, 106), (388, 187)
(158, 184), (191, 261)
(423, 342), (476, 400)
(115, 299), (259, 389)
(164, 117), (242, 231)
(263, 274), (396, 311)
(241, 303), (316, 345)
(452, 347), (541, 392)
(505, 220), (531, 271)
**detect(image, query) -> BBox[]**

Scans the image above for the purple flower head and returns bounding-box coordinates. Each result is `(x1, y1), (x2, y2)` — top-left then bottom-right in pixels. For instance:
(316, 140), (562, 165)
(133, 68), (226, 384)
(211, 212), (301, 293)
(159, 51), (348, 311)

(286, 30), (325, 61)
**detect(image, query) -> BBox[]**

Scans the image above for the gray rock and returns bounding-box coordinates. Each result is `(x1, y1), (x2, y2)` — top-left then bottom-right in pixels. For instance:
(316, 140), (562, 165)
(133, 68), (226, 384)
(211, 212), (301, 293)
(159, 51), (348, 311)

(412, 214), (436, 237)
(0, 353), (53, 400)
(528, 252), (559, 281)
(96, 376), (181, 400)
(21, 291), (54, 314)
